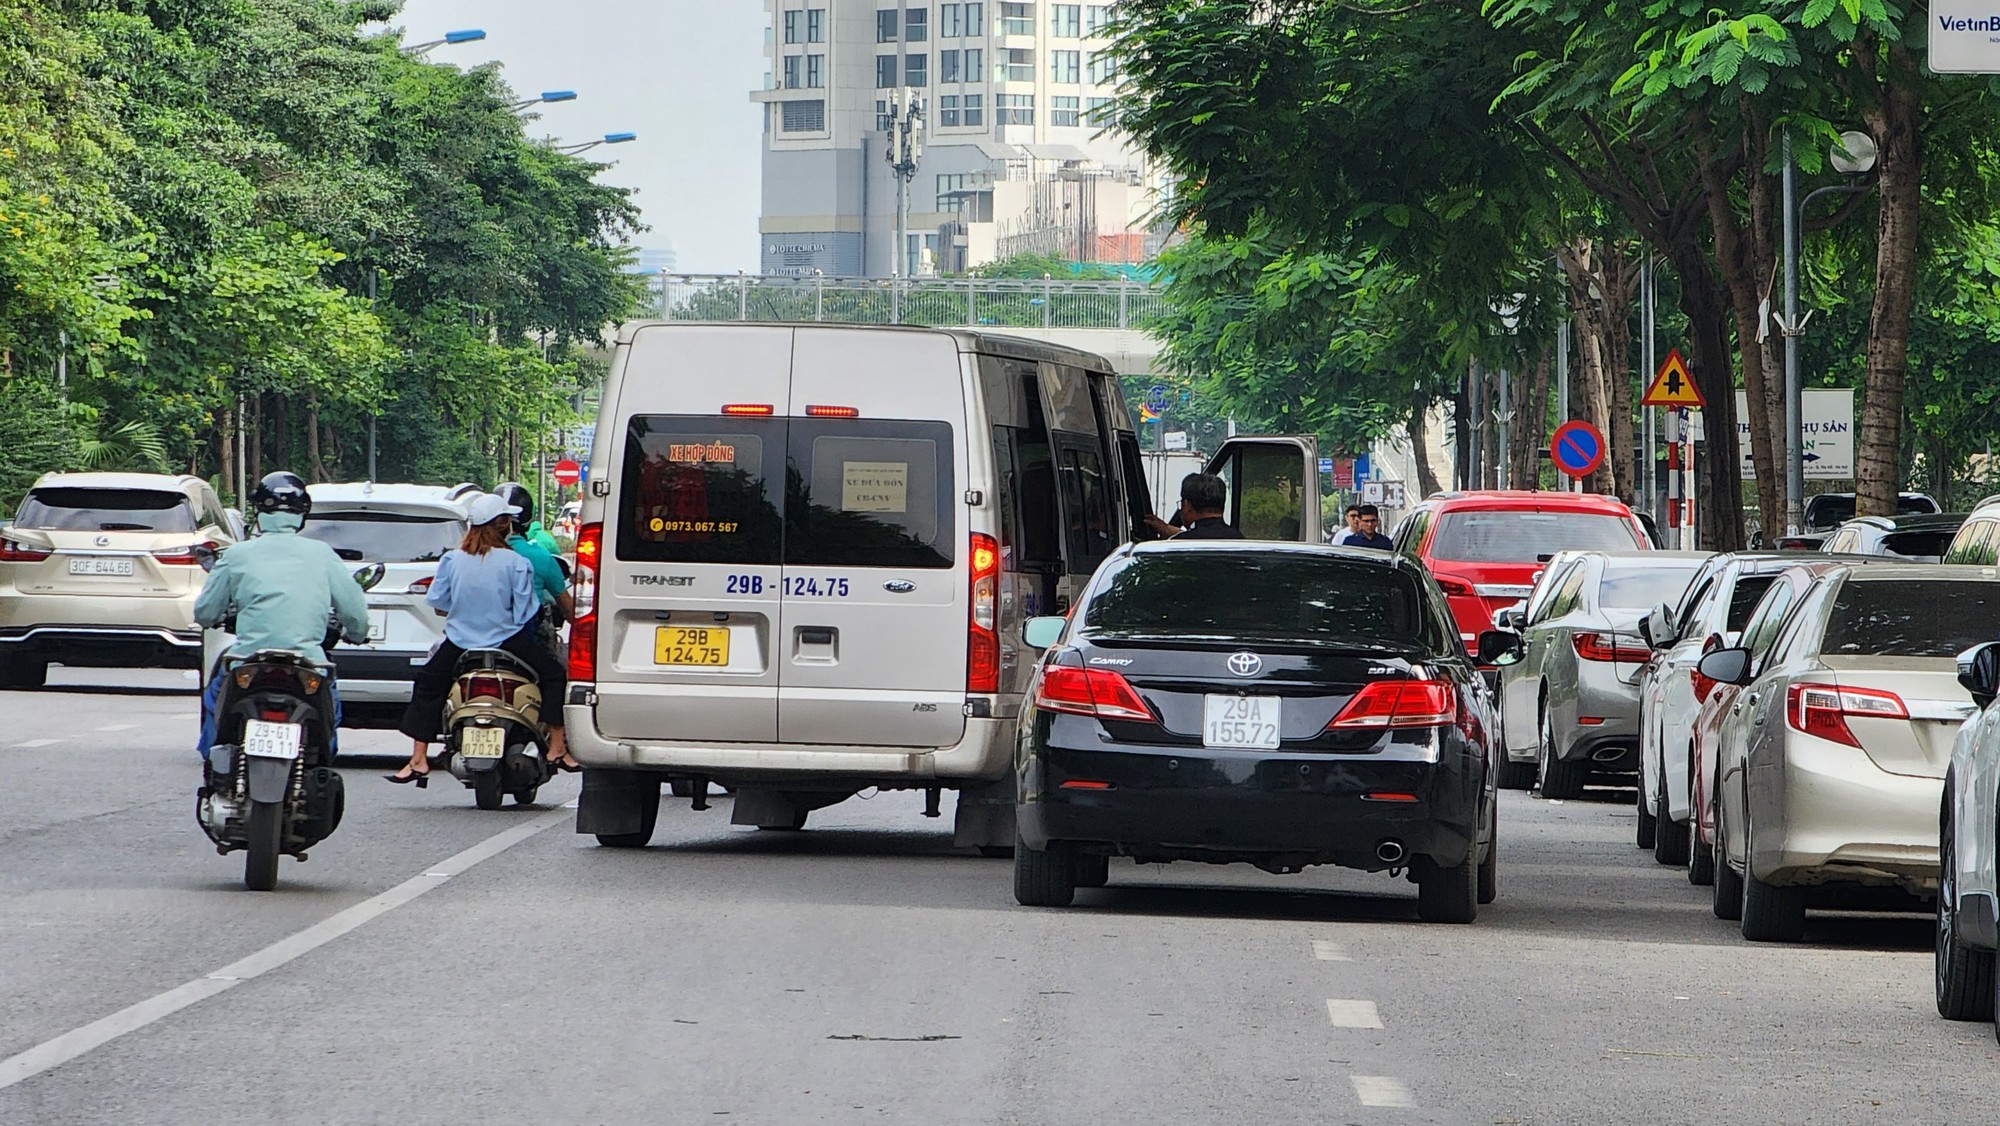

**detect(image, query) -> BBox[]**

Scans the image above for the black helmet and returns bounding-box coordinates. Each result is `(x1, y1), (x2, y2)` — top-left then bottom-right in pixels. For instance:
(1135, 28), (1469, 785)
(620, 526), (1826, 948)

(493, 482), (533, 533)
(251, 471), (311, 518)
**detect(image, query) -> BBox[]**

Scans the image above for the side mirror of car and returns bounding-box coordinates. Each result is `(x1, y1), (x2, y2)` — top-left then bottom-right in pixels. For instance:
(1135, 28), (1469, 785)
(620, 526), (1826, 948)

(192, 543), (221, 573)
(1022, 616), (1067, 650)
(1476, 630), (1523, 666)
(1641, 603), (1673, 650)
(1492, 602), (1526, 632)
(1697, 646), (1754, 687)
(1957, 641), (2000, 711)
(353, 562), (386, 591)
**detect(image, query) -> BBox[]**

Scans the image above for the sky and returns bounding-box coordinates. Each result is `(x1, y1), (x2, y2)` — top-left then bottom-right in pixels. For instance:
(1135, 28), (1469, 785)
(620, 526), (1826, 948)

(398, 0), (768, 274)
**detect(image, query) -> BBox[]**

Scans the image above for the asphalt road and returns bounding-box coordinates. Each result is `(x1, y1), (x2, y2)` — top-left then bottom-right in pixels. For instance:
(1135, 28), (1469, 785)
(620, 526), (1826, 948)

(1, 667), (1992, 1124)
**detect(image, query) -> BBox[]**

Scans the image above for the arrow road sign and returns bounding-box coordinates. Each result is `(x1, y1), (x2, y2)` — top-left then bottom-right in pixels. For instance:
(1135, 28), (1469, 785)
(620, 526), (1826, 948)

(1642, 347), (1705, 408)
(1550, 420), (1606, 479)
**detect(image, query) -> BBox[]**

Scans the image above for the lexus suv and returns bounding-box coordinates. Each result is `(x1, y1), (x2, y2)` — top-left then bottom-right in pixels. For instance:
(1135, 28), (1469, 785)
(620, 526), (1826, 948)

(0, 472), (241, 687)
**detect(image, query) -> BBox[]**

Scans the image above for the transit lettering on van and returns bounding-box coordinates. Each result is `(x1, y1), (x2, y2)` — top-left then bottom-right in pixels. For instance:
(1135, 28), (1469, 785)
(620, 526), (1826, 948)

(630, 574), (694, 587)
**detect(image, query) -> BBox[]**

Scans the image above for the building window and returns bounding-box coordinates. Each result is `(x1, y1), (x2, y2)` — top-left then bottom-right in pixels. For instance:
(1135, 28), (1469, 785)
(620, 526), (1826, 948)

(997, 93), (1034, 125)
(965, 2), (985, 34)
(783, 55), (803, 89)
(939, 94), (960, 127)
(876, 99), (894, 130)
(905, 7), (928, 41)
(877, 9), (898, 42)
(1050, 95), (1080, 126)
(999, 47), (1033, 82)
(808, 8), (826, 42)
(1085, 4), (1111, 33)
(1086, 49), (1116, 84)
(940, 49), (961, 83)
(904, 53), (928, 86)
(877, 54), (898, 88)
(941, 3), (961, 37)
(781, 99), (826, 133)
(1050, 49), (1080, 84)
(937, 173), (969, 211)
(807, 53), (825, 88)
(1085, 95), (1114, 125)
(784, 10), (804, 44)
(1051, 3), (1080, 37)
(962, 93), (985, 126)
(999, 2), (1034, 36)
(964, 47), (983, 79)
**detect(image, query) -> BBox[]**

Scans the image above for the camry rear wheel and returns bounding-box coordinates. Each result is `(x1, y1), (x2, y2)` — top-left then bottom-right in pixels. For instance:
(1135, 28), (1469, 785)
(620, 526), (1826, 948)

(1477, 803), (1498, 906)
(1738, 808), (1805, 942)
(1635, 785), (1656, 849)
(1014, 833), (1077, 907)
(1417, 843), (1478, 924)
(1709, 788), (1740, 917)
(1536, 708), (1587, 800)
(1654, 761), (1691, 866)
(1937, 796), (1995, 1021)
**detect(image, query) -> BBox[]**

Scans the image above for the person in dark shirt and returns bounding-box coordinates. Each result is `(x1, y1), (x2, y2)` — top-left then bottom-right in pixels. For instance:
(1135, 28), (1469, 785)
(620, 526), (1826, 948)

(1169, 473), (1244, 540)
(1345, 504), (1394, 550)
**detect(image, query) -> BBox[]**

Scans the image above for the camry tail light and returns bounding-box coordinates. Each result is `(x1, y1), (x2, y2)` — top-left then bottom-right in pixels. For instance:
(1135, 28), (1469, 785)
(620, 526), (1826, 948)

(1032, 666), (1155, 722)
(1328, 679), (1457, 729)
(1573, 632), (1652, 663)
(0, 538), (51, 562)
(568, 522), (601, 682)
(967, 533), (1000, 693)
(1787, 682), (1907, 748)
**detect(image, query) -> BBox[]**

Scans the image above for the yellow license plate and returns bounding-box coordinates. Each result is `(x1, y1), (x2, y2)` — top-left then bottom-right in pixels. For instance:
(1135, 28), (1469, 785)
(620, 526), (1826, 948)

(655, 626), (730, 666)
(460, 726), (506, 758)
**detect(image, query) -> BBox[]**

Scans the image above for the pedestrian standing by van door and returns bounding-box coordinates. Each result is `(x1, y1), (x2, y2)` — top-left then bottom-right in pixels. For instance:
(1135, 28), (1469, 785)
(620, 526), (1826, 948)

(1170, 473), (1244, 541)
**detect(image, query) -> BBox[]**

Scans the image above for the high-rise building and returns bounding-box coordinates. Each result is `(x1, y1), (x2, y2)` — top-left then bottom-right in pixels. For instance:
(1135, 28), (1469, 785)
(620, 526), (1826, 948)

(754, 1), (1161, 277)
(629, 245), (679, 275)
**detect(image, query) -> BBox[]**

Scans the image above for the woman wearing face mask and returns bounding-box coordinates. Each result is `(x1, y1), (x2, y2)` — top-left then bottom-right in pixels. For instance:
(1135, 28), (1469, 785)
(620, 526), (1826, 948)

(386, 493), (572, 785)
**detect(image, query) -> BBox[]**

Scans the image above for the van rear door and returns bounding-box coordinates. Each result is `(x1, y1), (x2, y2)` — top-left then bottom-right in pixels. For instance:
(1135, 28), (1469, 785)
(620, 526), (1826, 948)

(593, 325), (790, 744)
(1205, 436), (1322, 542)
(776, 328), (969, 747)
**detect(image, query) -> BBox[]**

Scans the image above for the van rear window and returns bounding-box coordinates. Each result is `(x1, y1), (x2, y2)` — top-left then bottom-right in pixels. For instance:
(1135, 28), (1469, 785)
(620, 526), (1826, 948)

(617, 417), (783, 564)
(788, 420), (954, 568)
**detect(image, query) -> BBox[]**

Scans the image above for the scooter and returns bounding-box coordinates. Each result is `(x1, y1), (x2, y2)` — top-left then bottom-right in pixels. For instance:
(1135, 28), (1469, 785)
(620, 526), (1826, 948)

(438, 648), (552, 809)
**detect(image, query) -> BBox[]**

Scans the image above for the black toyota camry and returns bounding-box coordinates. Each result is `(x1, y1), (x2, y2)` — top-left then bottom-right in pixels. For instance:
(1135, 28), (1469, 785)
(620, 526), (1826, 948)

(1013, 541), (1499, 922)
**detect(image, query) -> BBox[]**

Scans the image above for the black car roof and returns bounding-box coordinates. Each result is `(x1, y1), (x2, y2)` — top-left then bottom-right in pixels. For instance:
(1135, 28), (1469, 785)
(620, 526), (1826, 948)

(1124, 539), (1409, 570)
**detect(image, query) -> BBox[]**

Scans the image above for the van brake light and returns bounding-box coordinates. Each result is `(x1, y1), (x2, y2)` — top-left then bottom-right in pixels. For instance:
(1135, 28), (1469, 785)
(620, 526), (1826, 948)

(721, 404), (775, 416)
(568, 522), (602, 682)
(804, 405), (860, 418)
(967, 533), (1000, 693)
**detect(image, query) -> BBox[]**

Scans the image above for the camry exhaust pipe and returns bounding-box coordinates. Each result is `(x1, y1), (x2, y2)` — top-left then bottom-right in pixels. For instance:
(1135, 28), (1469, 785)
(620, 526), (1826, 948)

(1375, 839), (1407, 865)
(1590, 746), (1628, 764)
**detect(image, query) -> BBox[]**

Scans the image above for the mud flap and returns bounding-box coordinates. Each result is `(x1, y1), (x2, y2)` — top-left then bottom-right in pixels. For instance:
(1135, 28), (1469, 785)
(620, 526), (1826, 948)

(729, 789), (850, 828)
(245, 756), (295, 804)
(952, 778), (1015, 850)
(574, 768), (659, 836)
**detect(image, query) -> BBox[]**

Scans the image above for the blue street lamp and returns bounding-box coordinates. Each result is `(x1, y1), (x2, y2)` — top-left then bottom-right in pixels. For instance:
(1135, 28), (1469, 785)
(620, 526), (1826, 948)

(512, 90), (579, 111)
(558, 132), (637, 155)
(405, 28), (486, 56)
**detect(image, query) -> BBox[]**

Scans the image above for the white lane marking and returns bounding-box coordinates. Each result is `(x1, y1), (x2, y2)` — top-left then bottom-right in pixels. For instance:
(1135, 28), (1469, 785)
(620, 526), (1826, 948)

(12, 739), (56, 749)
(1311, 939), (1349, 961)
(95, 724), (137, 732)
(1326, 999), (1383, 1029)
(1351, 1076), (1414, 1108)
(0, 806), (570, 1091)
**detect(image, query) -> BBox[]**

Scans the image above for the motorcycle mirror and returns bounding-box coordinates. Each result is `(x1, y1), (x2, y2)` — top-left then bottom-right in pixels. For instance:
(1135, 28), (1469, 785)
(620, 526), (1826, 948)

(354, 562), (386, 591)
(192, 543), (221, 573)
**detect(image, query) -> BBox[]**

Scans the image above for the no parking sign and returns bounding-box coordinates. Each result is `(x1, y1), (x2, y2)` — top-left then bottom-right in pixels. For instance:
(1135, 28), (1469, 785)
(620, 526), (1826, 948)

(1549, 420), (1606, 480)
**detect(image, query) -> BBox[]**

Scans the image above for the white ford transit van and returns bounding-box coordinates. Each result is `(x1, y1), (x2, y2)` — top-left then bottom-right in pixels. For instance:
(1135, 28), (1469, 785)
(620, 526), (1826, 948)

(565, 322), (1320, 849)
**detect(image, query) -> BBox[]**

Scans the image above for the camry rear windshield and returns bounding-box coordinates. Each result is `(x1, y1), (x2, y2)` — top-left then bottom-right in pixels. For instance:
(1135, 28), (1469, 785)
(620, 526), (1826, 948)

(1820, 580), (2000, 658)
(301, 512), (465, 563)
(1428, 511), (1643, 564)
(1597, 562), (1708, 609)
(16, 488), (196, 533)
(1080, 552), (1447, 651)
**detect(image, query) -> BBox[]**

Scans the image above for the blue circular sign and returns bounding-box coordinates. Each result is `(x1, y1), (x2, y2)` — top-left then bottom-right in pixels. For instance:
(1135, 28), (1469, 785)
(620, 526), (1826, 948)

(1550, 420), (1606, 479)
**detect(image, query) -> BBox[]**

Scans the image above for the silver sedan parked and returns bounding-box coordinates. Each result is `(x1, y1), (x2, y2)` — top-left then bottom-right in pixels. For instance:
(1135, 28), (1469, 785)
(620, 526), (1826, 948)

(1488, 551), (1711, 798)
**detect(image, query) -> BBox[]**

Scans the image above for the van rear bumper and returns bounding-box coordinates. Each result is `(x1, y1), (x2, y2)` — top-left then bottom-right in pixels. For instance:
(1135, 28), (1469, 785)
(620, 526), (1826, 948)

(564, 700), (1014, 784)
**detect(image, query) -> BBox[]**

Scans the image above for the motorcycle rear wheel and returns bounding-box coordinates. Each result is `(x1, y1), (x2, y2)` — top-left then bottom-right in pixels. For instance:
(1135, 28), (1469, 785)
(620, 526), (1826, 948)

(472, 771), (504, 811)
(245, 799), (283, 891)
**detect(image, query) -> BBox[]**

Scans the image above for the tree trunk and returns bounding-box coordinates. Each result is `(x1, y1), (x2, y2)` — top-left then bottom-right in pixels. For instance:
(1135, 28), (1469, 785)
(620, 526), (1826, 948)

(1856, 47), (1924, 518)
(248, 394), (262, 483)
(1700, 126), (1785, 540)
(1523, 346), (1551, 490)
(1560, 241), (1615, 495)
(1409, 393), (1444, 498)
(219, 406), (236, 505)
(1453, 370), (1471, 490)
(1598, 245), (1638, 501)
(1662, 241), (1747, 551)
(306, 396), (323, 482)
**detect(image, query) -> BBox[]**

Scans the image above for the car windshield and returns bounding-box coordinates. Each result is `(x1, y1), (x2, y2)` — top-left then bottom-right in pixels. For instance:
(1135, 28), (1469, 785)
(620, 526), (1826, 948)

(1597, 561), (1707, 609)
(300, 511), (466, 563)
(15, 487), (197, 533)
(1878, 530), (1955, 560)
(1820, 580), (2000, 658)
(1809, 495), (1936, 529)
(1428, 510), (1642, 564)
(1080, 551), (1446, 652)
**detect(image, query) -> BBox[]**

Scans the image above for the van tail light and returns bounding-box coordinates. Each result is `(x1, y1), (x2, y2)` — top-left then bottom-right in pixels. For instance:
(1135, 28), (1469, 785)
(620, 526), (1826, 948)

(1032, 666), (1155, 722)
(804, 405), (860, 418)
(1433, 576), (1474, 597)
(721, 403), (775, 416)
(967, 533), (1000, 693)
(1327, 679), (1457, 730)
(0, 538), (53, 562)
(1690, 635), (1722, 702)
(1573, 631), (1652, 663)
(1786, 682), (1907, 748)
(151, 541), (220, 565)
(568, 522), (602, 682)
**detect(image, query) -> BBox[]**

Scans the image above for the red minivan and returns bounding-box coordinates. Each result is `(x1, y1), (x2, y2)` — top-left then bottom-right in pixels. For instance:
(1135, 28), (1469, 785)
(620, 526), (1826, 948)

(1392, 491), (1654, 657)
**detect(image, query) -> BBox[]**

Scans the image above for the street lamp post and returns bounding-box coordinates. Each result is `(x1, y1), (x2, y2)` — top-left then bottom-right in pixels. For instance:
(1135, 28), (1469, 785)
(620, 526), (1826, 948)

(511, 90), (578, 112)
(1778, 129), (1878, 534)
(404, 28), (485, 57)
(557, 132), (637, 156)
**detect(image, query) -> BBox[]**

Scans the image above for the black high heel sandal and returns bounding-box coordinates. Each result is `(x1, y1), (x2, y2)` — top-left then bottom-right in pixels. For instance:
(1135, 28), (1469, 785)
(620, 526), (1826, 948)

(384, 767), (430, 788)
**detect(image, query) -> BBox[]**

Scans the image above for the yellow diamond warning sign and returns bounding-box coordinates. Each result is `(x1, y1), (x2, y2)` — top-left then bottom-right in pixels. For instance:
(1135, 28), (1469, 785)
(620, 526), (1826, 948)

(1641, 347), (1705, 408)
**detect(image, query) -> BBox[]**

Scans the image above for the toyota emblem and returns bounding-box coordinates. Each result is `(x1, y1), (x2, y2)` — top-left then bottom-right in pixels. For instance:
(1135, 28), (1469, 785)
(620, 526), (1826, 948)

(1227, 652), (1262, 677)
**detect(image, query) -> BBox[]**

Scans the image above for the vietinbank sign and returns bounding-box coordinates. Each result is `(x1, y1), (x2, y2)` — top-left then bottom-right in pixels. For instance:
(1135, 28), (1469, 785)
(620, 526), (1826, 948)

(1932, 0), (2000, 72)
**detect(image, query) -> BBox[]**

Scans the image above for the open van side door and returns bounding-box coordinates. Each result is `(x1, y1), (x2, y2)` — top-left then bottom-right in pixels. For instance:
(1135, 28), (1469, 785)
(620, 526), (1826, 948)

(1204, 436), (1321, 543)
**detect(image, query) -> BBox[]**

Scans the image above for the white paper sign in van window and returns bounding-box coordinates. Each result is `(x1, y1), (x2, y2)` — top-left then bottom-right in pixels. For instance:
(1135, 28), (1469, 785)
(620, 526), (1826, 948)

(842, 461), (910, 512)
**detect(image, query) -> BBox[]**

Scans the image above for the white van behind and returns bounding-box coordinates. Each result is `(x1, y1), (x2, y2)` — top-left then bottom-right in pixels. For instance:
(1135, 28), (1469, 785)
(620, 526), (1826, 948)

(566, 322), (1321, 849)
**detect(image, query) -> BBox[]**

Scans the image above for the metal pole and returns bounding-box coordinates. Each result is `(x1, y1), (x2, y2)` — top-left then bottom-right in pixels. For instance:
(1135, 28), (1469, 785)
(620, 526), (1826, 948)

(895, 172), (909, 283)
(1497, 366), (1511, 489)
(1468, 359), (1483, 490)
(966, 274), (976, 324)
(1042, 273), (1053, 328)
(737, 270), (748, 320)
(1557, 320), (1571, 493)
(814, 269), (825, 321)
(1782, 132), (1804, 537)
(237, 393), (248, 507)
(367, 267), (379, 479)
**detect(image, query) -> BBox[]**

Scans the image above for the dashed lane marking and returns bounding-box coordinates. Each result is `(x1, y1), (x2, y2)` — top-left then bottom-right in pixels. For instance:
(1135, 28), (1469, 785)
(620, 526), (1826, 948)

(1311, 939), (1349, 961)
(1326, 999), (1383, 1029)
(12, 739), (57, 749)
(1351, 1076), (1414, 1108)
(96, 724), (137, 732)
